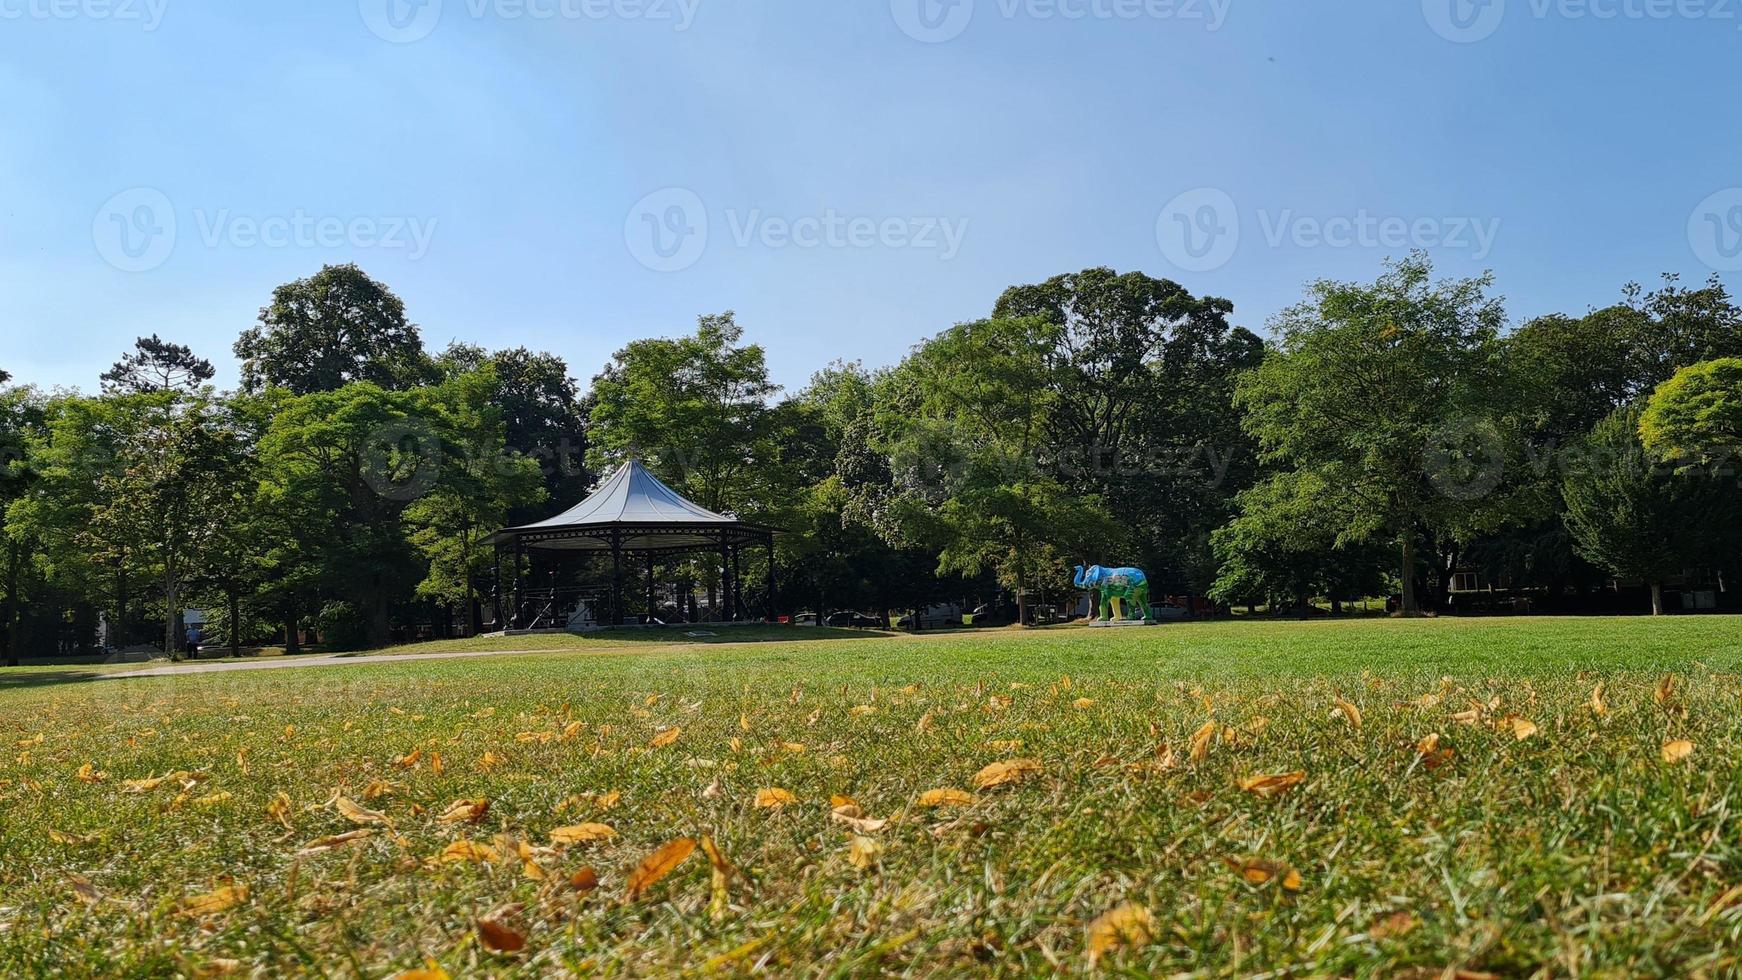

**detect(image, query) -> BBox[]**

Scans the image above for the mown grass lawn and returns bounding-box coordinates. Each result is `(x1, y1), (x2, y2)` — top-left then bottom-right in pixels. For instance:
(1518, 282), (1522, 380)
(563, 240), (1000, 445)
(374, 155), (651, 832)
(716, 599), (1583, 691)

(3, 616), (1741, 977)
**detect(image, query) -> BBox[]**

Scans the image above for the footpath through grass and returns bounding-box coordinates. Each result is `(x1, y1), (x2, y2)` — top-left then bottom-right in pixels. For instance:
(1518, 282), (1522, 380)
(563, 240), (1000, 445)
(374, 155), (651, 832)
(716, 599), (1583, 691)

(2, 616), (1740, 976)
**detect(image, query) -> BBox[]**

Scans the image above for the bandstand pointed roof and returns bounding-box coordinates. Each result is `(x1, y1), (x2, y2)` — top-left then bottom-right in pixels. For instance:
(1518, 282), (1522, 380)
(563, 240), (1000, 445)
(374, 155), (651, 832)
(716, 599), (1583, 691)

(486, 460), (777, 554)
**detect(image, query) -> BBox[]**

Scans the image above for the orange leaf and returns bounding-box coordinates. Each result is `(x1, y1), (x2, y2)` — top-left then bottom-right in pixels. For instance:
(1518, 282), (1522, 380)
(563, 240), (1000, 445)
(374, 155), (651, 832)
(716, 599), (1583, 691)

(754, 787), (797, 809)
(437, 799), (490, 825)
(476, 917), (526, 954)
(1238, 771), (1306, 799)
(649, 727), (682, 749)
(570, 866), (600, 891)
(1085, 901), (1155, 965)
(180, 883), (249, 918)
(550, 823), (616, 845)
(972, 758), (1043, 790)
(1662, 739), (1695, 764)
(625, 838), (697, 900)
(917, 788), (976, 807)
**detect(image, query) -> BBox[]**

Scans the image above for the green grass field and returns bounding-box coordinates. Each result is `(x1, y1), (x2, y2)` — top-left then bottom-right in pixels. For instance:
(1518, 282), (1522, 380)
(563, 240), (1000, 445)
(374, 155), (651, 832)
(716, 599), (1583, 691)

(3, 617), (1741, 977)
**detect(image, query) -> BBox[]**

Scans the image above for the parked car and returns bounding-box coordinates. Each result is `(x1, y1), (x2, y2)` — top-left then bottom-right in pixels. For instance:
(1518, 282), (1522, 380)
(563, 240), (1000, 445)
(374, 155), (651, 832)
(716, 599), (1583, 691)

(790, 612), (821, 627)
(825, 611), (886, 628)
(897, 604), (965, 630)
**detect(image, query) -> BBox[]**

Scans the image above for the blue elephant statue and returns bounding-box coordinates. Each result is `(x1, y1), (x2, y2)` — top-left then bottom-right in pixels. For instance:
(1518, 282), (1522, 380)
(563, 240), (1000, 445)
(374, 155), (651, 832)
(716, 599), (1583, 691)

(1073, 564), (1151, 622)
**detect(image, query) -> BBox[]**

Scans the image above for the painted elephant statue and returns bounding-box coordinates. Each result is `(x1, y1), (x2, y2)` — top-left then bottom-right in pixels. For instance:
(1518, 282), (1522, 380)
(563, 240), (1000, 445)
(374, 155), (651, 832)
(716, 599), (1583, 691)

(1073, 564), (1151, 622)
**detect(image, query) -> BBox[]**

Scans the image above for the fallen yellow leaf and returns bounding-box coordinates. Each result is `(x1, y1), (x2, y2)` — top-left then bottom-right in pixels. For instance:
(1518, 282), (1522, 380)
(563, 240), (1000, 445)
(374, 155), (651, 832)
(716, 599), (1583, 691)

(1238, 771), (1306, 799)
(846, 834), (883, 870)
(754, 787), (797, 808)
(625, 838), (697, 900)
(1086, 901), (1155, 965)
(437, 799), (491, 825)
(972, 758), (1043, 790)
(180, 883), (248, 917)
(917, 788), (976, 808)
(1662, 739), (1695, 764)
(550, 823), (616, 845)
(649, 727), (682, 749)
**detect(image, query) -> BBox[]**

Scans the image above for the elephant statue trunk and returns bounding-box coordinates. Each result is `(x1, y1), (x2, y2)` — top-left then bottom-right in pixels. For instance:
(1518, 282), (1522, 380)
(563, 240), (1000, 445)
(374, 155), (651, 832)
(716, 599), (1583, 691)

(1072, 565), (1088, 589)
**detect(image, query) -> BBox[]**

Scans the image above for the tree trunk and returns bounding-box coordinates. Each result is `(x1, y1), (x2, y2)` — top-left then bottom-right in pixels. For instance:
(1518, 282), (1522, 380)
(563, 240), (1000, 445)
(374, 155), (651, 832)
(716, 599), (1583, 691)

(284, 601), (301, 655)
(164, 563), (179, 660)
(228, 587), (241, 659)
(4, 539), (20, 668)
(1013, 531), (1030, 628)
(115, 560), (128, 650)
(1399, 532), (1420, 617)
(1651, 582), (1665, 616)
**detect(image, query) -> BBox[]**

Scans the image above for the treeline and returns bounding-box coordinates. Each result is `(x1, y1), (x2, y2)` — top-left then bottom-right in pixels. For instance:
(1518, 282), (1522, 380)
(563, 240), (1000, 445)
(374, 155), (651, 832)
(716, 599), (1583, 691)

(2, 256), (1739, 661)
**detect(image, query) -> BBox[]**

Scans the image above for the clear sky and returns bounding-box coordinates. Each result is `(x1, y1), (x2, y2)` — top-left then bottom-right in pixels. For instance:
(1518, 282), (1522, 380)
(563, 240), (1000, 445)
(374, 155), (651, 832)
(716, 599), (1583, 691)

(3, 0), (1741, 395)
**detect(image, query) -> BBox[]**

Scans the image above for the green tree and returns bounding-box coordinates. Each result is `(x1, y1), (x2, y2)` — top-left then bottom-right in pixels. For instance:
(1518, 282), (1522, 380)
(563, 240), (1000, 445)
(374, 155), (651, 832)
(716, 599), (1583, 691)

(0, 381), (44, 666)
(993, 268), (1264, 592)
(236, 264), (430, 395)
(587, 312), (779, 514)
(1234, 254), (1510, 616)
(1210, 471), (1391, 616)
(868, 317), (1119, 625)
(406, 367), (545, 634)
(1562, 404), (1728, 615)
(1640, 358), (1742, 464)
(440, 344), (591, 517)
(258, 384), (446, 648)
(100, 335), (215, 395)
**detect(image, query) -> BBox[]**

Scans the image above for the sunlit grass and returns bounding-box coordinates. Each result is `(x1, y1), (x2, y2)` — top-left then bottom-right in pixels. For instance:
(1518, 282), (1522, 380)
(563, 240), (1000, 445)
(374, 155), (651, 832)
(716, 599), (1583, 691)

(2, 617), (1740, 976)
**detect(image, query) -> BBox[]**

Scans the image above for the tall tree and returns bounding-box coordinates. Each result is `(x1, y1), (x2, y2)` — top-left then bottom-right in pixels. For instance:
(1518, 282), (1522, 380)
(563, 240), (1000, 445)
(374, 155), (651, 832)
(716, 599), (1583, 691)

(993, 268), (1264, 591)
(406, 366), (546, 635)
(235, 264), (430, 395)
(0, 381), (43, 666)
(100, 335), (215, 395)
(867, 317), (1120, 625)
(1562, 404), (1729, 615)
(1640, 358), (1742, 464)
(257, 383), (455, 649)
(587, 312), (779, 515)
(1234, 254), (1510, 616)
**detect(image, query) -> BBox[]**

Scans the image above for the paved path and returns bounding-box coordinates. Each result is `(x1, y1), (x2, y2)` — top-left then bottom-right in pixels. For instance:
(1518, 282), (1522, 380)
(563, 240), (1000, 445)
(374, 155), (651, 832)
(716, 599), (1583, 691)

(105, 648), (570, 679)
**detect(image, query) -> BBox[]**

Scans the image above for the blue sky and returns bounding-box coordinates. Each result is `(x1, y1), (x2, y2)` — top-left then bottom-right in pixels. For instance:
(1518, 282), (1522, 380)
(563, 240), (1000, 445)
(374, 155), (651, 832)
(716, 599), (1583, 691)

(3, 0), (1741, 395)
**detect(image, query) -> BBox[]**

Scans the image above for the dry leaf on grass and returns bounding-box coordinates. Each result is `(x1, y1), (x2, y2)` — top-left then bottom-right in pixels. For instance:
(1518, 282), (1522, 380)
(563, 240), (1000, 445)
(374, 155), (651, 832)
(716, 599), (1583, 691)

(180, 883), (248, 917)
(1188, 721), (1217, 762)
(335, 796), (389, 827)
(266, 792), (294, 831)
(626, 838), (697, 900)
(1086, 901), (1155, 965)
(754, 788), (797, 809)
(846, 834), (883, 870)
(389, 959), (450, 980)
(1590, 682), (1609, 717)
(1238, 771), (1306, 799)
(830, 804), (890, 833)
(1662, 739), (1695, 764)
(1224, 857), (1303, 892)
(1332, 696), (1363, 731)
(437, 799), (490, 825)
(700, 835), (736, 919)
(972, 758), (1043, 790)
(570, 866), (600, 891)
(1508, 716), (1539, 741)
(439, 839), (501, 864)
(649, 727), (682, 749)
(476, 917), (526, 954)
(550, 823), (616, 845)
(295, 829), (374, 858)
(1416, 734), (1455, 770)
(918, 788), (976, 808)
